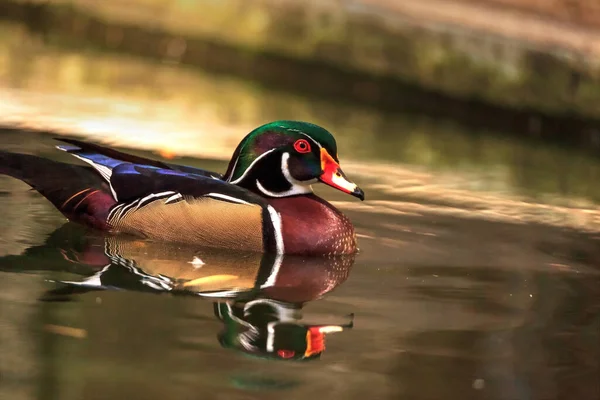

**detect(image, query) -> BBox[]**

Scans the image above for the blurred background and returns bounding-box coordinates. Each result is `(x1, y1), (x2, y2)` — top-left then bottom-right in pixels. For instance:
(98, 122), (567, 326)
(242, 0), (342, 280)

(3, 0), (600, 199)
(1, 1), (600, 400)
(3, 0), (600, 147)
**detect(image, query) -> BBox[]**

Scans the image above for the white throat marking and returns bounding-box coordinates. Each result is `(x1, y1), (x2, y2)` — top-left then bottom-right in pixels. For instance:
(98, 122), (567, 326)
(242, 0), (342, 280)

(255, 152), (313, 198)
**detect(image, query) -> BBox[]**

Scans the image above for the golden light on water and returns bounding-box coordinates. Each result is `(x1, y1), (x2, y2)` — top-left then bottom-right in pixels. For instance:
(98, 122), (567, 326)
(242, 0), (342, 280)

(3, 79), (600, 234)
(0, 88), (250, 161)
(2, 22), (600, 236)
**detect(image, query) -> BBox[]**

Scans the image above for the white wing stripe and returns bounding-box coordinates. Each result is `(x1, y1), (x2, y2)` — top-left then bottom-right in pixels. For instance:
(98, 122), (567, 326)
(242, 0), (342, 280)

(136, 191), (177, 210)
(69, 153), (119, 201)
(165, 193), (183, 204)
(206, 193), (250, 204)
(109, 191), (179, 223)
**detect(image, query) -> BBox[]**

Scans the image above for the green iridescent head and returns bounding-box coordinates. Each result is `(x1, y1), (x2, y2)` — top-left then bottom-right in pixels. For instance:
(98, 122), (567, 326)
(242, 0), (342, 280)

(224, 121), (364, 200)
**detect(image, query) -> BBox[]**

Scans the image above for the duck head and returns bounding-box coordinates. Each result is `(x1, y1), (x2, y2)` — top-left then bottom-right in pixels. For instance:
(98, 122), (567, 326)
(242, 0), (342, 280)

(215, 299), (353, 361)
(224, 121), (365, 200)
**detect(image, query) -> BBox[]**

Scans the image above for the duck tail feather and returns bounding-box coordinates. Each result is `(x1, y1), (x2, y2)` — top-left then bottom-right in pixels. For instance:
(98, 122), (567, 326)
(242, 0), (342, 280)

(0, 151), (116, 227)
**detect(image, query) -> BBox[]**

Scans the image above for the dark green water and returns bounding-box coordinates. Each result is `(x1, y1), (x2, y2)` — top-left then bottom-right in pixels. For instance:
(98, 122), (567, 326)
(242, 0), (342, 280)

(1, 20), (600, 400)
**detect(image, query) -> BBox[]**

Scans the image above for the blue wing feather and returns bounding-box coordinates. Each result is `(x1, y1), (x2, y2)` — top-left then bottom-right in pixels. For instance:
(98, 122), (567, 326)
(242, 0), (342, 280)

(110, 163), (266, 205)
(57, 141), (266, 206)
(56, 138), (223, 181)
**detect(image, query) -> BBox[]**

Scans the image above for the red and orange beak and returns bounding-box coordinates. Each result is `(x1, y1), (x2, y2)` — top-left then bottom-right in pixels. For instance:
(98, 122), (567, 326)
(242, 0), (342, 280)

(319, 148), (364, 201)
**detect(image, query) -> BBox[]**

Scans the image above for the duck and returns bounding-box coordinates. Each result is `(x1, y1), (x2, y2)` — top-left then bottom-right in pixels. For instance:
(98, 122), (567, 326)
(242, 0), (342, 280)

(0, 121), (364, 256)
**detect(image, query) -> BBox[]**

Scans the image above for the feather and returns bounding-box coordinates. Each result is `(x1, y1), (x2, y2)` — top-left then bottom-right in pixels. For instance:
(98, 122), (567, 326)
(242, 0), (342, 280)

(0, 151), (115, 228)
(110, 196), (265, 253)
(56, 138), (223, 179)
(1, 142), (284, 253)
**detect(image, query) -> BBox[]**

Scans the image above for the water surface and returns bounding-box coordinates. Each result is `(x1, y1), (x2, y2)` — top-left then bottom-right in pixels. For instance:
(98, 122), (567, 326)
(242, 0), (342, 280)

(2, 128), (600, 400)
(1, 20), (600, 400)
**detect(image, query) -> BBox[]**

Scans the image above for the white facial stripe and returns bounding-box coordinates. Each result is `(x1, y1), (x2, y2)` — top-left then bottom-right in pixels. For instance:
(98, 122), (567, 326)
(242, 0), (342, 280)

(254, 153), (313, 198)
(225, 156), (239, 182)
(229, 128), (328, 184)
(277, 126), (324, 149)
(298, 132), (322, 149)
(281, 152), (315, 190)
(256, 179), (312, 197)
(281, 152), (297, 184)
(229, 148), (276, 184)
(256, 180), (279, 197)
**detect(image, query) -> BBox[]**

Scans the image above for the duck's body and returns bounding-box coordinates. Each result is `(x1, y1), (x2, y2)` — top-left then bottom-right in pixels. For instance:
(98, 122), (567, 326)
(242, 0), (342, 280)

(0, 121), (364, 255)
(267, 195), (356, 255)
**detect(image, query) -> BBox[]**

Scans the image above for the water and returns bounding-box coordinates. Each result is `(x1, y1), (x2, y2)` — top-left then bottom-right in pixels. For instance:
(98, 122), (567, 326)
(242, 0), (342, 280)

(1, 21), (600, 400)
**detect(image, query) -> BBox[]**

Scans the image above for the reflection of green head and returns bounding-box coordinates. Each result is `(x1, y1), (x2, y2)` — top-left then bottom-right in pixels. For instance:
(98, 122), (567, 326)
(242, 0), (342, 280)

(214, 301), (333, 362)
(217, 325), (323, 362)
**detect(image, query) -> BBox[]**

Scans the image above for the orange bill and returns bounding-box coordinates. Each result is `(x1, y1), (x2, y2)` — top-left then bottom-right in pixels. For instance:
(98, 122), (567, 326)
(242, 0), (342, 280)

(319, 148), (364, 200)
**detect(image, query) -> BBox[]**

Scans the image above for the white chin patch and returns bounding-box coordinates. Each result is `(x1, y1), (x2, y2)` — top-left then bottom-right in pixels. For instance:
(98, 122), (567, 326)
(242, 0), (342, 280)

(255, 152), (313, 197)
(255, 180), (311, 198)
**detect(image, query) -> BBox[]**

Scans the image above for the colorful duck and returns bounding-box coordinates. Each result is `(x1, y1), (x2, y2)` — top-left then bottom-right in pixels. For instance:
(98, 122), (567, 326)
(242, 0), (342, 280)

(0, 121), (364, 255)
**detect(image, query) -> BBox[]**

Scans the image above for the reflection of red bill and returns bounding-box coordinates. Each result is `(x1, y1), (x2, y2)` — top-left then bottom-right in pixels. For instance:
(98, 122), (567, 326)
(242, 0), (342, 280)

(304, 325), (346, 357)
(319, 148), (365, 200)
(305, 327), (326, 357)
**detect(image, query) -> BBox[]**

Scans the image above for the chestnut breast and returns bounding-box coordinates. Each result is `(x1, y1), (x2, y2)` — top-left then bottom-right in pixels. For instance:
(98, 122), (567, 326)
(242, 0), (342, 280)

(267, 194), (357, 256)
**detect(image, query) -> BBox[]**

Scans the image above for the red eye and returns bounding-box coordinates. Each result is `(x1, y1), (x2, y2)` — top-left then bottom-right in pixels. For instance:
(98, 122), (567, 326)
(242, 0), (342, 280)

(293, 139), (311, 153)
(277, 349), (296, 358)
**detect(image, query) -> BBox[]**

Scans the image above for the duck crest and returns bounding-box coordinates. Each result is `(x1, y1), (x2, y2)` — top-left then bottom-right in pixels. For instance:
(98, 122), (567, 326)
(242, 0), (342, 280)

(0, 121), (364, 255)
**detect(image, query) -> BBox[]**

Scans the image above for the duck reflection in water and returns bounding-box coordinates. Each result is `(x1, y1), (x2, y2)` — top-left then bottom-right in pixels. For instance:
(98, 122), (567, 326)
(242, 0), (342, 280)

(1, 224), (355, 361)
